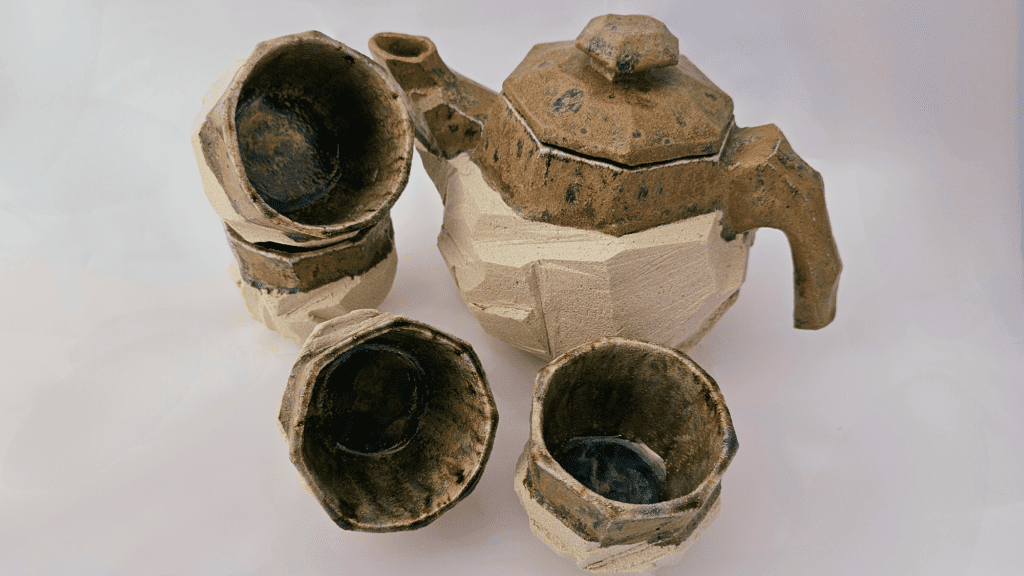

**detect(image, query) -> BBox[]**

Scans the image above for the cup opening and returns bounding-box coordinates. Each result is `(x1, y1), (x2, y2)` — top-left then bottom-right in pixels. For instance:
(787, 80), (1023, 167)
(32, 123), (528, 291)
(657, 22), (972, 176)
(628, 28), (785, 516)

(311, 343), (427, 455)
(298, 325), (495, 530)
(540, 342), (727, 502)
(235, 38), (406, 226)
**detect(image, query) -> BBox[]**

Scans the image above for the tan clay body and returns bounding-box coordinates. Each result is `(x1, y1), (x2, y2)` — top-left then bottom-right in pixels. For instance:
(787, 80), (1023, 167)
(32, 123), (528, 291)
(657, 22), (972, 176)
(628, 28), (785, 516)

(228, 248), (397, 343)
(514, 452), (721, 574)
(422, 147), (751, 359)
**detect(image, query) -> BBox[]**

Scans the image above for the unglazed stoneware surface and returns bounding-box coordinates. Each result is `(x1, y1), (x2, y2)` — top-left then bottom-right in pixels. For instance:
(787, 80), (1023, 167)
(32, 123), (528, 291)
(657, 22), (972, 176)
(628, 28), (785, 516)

(228, 247), (398, 344)
(370, 14), (842, 359)
(278, 309), (498, 532)
(422, 147), (751, 359)
(515, 337), (738, 573)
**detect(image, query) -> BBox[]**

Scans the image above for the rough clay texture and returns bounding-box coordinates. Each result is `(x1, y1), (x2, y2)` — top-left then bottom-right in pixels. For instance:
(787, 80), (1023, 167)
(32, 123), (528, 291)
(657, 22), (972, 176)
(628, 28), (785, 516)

(278, 310), (498, 532)
(515, 338), (737, 573)
(229, 247), (397, 343)
(515, 451), (721, 574)
(368, 33), (500, 161)
(192, 31), (413, 247)
(575, 15), (680, 82)
(421, 146), (751, 360)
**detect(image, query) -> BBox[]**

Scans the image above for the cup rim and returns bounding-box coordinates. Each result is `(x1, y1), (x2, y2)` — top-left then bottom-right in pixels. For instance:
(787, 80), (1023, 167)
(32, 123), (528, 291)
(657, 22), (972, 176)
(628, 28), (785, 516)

(212, 30), (414, 240)
(529, 336), (738, 517)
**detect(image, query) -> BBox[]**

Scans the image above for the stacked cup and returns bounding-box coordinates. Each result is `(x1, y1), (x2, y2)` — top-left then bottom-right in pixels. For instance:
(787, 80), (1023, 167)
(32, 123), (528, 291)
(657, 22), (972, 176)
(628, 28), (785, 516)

(191, 31), (414, 342)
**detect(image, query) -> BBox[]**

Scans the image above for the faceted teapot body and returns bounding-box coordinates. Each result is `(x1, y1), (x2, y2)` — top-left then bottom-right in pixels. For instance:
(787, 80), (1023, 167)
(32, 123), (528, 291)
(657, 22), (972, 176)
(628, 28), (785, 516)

(370, 15), (841, 359)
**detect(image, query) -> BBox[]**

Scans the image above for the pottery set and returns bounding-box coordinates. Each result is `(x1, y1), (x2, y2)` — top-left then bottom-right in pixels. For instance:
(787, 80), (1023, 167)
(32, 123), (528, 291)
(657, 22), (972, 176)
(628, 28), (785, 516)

(191, 15), (840, 574)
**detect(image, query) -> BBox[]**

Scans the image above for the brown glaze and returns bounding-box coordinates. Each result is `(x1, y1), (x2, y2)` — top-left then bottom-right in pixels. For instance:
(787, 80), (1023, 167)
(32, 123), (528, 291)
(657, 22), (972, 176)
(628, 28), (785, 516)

(369, 15), (842, 330)
(225, 216), (394, 294)
(512, 338), (736, 571)
(477, 116), (841, 328)
(575, 14), (681, 81)
(279, 310), (498, 532)
(503, 20), (732, 165)
(199, 31), (413, 245)
(367, 32), (501, 160)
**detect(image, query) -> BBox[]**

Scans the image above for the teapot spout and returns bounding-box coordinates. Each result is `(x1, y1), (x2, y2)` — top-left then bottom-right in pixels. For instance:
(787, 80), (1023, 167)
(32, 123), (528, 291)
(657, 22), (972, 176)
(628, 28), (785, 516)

(369, 33), (500, 159)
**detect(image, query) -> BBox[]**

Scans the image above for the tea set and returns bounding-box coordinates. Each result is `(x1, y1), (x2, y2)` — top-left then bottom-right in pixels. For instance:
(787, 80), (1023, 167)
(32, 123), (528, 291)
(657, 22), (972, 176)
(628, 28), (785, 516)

(192, 14), (840, 573)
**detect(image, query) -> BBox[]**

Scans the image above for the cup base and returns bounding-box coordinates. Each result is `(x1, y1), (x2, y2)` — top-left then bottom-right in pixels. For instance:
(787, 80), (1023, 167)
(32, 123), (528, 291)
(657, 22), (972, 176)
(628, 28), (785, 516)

(514, 449), (721, 574)
(229, 247), (397, 343)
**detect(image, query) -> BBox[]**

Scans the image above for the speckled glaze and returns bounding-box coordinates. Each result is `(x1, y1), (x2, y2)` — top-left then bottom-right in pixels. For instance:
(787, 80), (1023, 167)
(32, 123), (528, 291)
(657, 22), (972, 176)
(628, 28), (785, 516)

(195, 31), (413, 248)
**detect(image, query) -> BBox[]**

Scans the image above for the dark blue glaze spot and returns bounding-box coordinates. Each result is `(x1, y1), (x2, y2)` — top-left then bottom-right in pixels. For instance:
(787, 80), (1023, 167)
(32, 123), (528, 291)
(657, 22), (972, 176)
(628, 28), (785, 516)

(555, 436), (666, 504)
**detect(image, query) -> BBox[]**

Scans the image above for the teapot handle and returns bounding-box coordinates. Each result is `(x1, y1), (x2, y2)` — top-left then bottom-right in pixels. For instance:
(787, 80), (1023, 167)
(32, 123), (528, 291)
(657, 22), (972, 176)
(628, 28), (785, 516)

(721, 125), (842, 329)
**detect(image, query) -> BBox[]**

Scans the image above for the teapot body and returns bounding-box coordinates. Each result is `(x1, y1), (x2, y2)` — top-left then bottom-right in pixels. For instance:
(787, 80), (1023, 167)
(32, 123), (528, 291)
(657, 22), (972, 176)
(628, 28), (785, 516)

(420, 146), (753, 359)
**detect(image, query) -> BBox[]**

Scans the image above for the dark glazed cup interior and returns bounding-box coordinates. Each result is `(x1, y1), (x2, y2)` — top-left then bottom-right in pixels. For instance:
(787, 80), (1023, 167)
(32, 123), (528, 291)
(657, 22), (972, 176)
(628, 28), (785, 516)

(234, 34), (409, 226)
(299, 326), (495, 531)
(308, 343), (428, 455)
(540, 341), (733, 503)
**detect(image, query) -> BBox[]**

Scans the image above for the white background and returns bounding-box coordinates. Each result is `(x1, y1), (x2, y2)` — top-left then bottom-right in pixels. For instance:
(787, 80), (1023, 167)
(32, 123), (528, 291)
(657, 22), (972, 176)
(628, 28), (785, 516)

(1, 1), (1021, 574)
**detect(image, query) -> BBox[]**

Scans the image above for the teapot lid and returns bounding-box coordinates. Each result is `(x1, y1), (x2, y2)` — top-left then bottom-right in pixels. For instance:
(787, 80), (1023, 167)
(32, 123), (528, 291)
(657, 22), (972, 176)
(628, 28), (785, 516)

(502, 15), (734, 166)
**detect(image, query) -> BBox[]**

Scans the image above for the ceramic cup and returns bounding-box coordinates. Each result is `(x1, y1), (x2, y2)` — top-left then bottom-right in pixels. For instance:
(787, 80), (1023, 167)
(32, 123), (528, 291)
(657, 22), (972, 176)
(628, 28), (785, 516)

(514, 337), (737, 573)
(279, 309), (499, 532)
(193, 30), (414, 248)
(192, 31), (415, 340)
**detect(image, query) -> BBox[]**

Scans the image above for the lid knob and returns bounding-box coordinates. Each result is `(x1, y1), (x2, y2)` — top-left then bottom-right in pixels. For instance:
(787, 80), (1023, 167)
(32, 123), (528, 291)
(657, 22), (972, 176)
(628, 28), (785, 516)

(575, 14), (680, 82)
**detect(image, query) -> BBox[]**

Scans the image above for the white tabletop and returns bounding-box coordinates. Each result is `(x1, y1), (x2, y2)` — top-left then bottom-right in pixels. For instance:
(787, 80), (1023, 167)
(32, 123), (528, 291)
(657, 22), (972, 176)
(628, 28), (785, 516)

(1, 1), (1021, 574)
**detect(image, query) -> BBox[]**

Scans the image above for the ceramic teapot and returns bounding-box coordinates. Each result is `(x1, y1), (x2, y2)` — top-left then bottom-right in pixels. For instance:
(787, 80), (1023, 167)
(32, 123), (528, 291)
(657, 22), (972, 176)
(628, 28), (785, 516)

(369, 15), (841, 359)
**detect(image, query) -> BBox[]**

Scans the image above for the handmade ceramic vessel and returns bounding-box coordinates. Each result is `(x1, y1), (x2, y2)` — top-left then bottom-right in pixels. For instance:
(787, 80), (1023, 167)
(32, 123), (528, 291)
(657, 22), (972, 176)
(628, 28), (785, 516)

(279, 309), (498, 532)
(192, 31), (414, 339)
(370, 15), (841, 359)
(194, 30), (413, 247)
(514, 337), (737, 573)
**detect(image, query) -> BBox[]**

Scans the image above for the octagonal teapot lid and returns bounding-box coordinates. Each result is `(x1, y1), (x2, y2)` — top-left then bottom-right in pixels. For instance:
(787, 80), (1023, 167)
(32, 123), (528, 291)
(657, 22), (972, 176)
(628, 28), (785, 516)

(502, 15), (734, 166)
